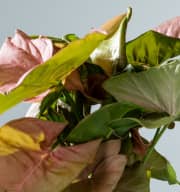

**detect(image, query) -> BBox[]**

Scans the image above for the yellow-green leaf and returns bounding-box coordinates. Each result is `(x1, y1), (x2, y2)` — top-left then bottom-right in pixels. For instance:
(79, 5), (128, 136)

(0, 32), (106, 114)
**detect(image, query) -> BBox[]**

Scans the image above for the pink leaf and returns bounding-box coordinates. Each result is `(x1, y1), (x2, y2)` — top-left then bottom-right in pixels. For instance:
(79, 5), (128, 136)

(92, 155), (127, 192)
(11, 29), (42, 63)
(0, 30), (53, 94)
(32, 37), (53, 62)
(0, 118), (101, 192)
(7, 117), (67, 149)
(64, 140), (127, 192)
(154, 16), (180, 38)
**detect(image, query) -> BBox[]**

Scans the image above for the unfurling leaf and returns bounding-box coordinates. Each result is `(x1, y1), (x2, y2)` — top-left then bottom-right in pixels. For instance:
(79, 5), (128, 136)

(0, 118), (101, 192)
(90, 8), (131, 75)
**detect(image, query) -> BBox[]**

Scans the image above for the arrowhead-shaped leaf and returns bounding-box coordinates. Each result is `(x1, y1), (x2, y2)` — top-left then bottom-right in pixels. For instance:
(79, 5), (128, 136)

(104, 59), (180, 119)
(0, 118), (101, 192)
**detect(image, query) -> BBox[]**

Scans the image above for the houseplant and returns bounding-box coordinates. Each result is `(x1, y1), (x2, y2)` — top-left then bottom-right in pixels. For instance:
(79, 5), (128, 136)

(0, 7), (180, 191)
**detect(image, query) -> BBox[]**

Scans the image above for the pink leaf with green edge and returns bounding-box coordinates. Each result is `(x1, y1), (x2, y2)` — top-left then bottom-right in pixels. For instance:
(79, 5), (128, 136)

(64, 140), (127, 192)
(154, 16), (180, 38)
(0, 118), (101, 192)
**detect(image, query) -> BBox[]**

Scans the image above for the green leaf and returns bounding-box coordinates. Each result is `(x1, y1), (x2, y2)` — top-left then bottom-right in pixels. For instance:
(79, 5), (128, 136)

(66, 102), (142, 143)
(108, 118), (139, 136)
(114, 149), (179, 191)
(39, 85), (63, 115)
(125, 116), (174, 129)
(108, 116), (174, 139)
(145, 149), (179, 185)
(63, 34), (79, 42)
(126, 30), (180, 69)
(0, 32), (106, 114)
(114, 163), (150, 192)
(66, 101), (173, 143)
(104, 59), (180, 118)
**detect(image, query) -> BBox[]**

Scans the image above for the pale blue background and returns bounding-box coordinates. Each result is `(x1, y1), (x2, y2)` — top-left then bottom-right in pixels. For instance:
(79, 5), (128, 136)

(0, 0), (180, 191)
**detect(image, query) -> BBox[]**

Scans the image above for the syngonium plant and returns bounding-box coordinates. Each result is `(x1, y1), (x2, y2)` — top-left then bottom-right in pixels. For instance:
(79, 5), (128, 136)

(0, 7), (180, 192)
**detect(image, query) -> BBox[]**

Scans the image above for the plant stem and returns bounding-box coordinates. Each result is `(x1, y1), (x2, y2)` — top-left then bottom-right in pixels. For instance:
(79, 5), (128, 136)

(63, 89), (81, 122)
(152, 127), (161, 141)
(143, 125), (168, 164)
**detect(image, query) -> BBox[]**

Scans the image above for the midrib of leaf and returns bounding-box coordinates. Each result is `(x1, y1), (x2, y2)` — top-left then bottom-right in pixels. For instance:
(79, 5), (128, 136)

(15, 153), (48, 192)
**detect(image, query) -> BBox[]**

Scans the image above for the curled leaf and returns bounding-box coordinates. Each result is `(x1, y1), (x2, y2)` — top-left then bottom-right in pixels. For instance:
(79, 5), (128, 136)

(90, 10), (129, 75)
(64, 70), (84, 93)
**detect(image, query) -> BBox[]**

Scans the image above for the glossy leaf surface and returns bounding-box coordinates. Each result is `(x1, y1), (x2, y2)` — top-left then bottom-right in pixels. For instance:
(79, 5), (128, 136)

(126, 31), (180, 68)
